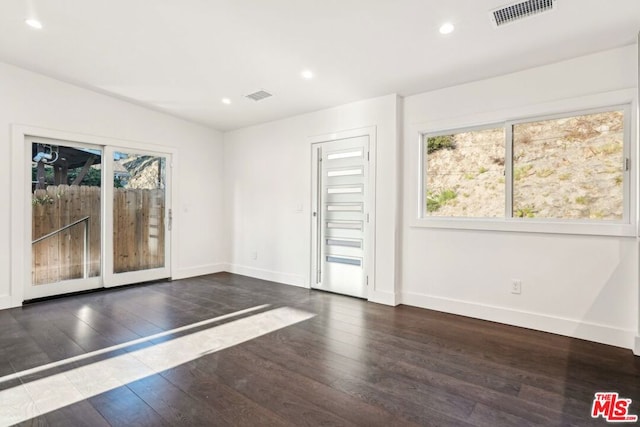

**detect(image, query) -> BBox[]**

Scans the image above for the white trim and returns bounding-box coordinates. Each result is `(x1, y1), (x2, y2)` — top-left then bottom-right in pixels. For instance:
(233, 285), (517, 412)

(368, 290), (398, 306)
(636, 34), (640, 358)
(308, 126), (377, 145)
(400, 291), (636, 350)
(227, 264), (308, 288)
(310, 144), (321, 289)
(0, 296), (11, 310)
(308, 126), (377, 300)
(411, 88), (636, 136)
(410, 89), (638, 237)
(410, 218), (636, 237)
(10, 124), (178, 308)
(173, 263), (229, 280)
(368, 128), (379, 297)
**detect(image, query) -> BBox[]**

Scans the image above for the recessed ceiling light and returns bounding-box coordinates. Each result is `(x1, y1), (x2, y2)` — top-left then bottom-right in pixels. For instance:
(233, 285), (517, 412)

(25, 19), (43, 29)
(439, 22), (455, 35)
(221, 98), (231, 105)
(301, 70), (314, 80)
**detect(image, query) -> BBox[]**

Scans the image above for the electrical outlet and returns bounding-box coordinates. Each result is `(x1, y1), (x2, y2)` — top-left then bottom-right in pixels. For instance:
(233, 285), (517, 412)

(511, 280), (522, 295)
(251, 251), (257, 260)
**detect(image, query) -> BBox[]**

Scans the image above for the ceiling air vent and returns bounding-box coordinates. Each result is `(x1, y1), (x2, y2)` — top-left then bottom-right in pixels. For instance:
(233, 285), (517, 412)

(491, 0), (554, 27)
(245, 90), (273, 102)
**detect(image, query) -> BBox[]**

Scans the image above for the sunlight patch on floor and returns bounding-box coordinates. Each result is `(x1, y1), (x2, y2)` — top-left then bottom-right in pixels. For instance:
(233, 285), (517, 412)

(0, 304), (270, 385)
(0, 306), (315, 426)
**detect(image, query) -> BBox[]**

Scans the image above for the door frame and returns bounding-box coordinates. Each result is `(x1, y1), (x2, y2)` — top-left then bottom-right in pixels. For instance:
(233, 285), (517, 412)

(309, 126), (377, 300)
(10, 124), (177, 307)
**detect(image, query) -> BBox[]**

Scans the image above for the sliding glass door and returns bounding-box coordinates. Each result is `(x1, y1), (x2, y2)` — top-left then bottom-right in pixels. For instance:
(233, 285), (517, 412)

(25, 137), (171, 300)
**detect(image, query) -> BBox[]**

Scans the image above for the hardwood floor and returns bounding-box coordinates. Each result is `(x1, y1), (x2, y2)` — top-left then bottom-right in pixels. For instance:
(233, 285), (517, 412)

(1, 272), (639, 426)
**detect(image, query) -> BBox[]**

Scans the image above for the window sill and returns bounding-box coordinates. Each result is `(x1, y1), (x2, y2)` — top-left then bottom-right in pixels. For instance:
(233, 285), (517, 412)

(409, 217), (636, 237)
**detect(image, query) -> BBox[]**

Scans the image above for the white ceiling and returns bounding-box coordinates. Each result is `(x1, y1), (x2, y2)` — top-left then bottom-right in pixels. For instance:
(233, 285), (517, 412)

(0, 1), (639, 131)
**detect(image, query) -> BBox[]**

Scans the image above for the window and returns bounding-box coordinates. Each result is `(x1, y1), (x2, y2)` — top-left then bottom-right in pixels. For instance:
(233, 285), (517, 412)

(422, 106), (629, 225)
(424, 127), (504, 218)
(512, 111), (624, 220)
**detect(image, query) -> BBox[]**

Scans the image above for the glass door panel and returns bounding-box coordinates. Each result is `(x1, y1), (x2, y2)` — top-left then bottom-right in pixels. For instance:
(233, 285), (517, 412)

(27, 138), (102, 300)
(105, 148), (170, 287)
(113, 151), (166, 273)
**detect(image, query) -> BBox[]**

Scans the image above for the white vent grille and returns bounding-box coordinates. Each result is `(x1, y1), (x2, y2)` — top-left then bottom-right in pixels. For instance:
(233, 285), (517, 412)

(491, 0), (554, 27)
(245, 90), (273, 101)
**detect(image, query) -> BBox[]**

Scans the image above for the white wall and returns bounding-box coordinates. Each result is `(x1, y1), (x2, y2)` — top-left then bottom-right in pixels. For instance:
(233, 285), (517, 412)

(402, 45), (639, 350)
(224, 94), (400, 304)
(0, 61), (226, 308)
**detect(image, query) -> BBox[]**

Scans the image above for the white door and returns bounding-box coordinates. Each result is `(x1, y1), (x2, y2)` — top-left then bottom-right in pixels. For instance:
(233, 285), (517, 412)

(311, 135), (370, 298)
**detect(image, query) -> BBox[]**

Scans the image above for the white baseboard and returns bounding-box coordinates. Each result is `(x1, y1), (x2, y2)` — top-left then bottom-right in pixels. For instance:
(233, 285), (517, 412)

(172, 263), (229, 280)
(634, 336), (640, 356)
(368, 289), (398, 306)
(0, 295), (13, 310)
(400, 291), (636, 351)
(227, 264), (308, 289)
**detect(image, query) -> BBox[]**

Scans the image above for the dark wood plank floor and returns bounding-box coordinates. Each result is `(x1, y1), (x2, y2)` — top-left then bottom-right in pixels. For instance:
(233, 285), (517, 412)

(2, 272), (639, 426)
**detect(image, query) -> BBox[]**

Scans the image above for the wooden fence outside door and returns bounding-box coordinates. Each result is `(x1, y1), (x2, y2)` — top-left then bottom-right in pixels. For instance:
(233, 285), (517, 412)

(32, 185), (165, 285)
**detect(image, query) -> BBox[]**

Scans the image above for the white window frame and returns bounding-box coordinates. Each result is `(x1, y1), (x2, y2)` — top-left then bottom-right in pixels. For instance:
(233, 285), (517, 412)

(412, 90), (637, 237)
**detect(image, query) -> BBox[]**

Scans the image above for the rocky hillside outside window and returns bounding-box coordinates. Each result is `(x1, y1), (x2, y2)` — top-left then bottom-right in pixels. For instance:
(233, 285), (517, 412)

(422, 106), (629, 223)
